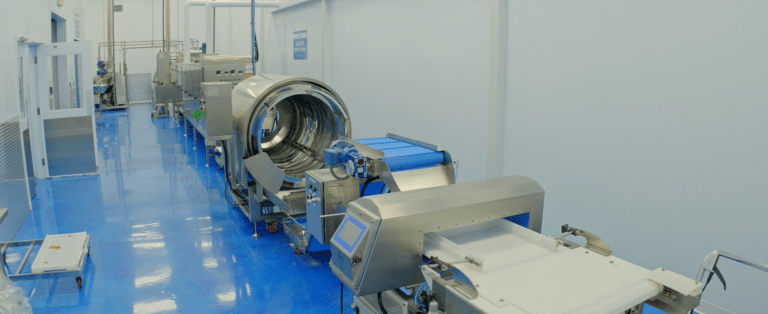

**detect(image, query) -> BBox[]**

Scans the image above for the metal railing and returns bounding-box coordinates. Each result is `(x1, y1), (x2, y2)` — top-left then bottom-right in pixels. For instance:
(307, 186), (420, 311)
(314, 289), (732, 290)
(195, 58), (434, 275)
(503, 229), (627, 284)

(98, 40), (185, 63)
(692, 251), (768, 314)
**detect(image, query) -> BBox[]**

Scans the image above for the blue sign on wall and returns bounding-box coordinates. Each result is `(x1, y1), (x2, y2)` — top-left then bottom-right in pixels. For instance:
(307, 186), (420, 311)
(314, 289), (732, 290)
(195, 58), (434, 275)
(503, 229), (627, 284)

(293, 30), (307, 60)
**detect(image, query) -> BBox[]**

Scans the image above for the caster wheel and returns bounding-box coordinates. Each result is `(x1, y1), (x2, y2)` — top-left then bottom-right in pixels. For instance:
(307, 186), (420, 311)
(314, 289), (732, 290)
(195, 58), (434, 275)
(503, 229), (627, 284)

(267, 223), (277, 233)
(294, 249), (303, 255)
(76, 277), (82, 289)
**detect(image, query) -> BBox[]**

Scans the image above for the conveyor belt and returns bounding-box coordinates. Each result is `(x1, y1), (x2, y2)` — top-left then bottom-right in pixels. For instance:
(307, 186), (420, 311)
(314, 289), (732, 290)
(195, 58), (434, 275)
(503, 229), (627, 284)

(356, 137), (447, 172)
(382, 152), (446, 172)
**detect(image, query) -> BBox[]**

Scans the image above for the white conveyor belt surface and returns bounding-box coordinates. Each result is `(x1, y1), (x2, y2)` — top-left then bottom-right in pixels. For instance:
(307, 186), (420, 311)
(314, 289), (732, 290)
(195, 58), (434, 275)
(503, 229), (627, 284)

(424, 220), (672, 314)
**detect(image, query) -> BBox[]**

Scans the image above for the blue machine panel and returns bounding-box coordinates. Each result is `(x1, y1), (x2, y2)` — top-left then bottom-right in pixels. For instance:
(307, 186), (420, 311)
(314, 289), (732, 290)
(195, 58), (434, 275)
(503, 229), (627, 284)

(505, 212), (530, 228)
(360, 182), (386, 197)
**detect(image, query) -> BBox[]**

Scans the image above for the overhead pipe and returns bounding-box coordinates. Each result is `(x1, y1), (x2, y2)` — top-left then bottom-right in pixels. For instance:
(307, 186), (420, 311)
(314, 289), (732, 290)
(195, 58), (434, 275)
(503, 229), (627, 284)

(164, 0), (171, 53)
(107, 0), (115, 77)
(251, 0), (257, 74)
(184, 0), (209, 62)
(204, 1), (279, 55)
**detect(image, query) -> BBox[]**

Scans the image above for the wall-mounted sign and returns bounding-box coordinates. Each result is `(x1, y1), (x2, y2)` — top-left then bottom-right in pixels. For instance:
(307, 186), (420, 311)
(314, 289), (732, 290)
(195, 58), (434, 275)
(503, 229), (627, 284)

(293, 30), (307, 60)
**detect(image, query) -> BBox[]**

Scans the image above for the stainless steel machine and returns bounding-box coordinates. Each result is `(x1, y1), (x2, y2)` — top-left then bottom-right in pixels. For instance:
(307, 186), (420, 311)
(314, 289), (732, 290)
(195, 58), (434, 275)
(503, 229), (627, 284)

(176, 54), (252, 102)
(174, 54), (253, 165)
(152, 51), (182, 118)
(291, 135), (457, 252)
(222, 74), (352, 242)
(171, 54), (460, 252)
(219, 74), (458, 253)
(330, 176), (704, 314)
(93, 0), (128, 111)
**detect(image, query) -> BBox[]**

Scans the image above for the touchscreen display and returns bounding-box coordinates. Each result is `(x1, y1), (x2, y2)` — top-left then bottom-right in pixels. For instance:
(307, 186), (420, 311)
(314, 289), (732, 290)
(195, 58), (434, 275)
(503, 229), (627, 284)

(339, 219), (363, 248)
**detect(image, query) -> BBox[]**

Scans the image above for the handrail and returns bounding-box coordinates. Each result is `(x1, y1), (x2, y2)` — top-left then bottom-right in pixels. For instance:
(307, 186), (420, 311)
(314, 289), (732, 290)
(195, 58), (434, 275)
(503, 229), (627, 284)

(692, 251), (768, 314)
(97, 40), (185, 61)
(696, 251), (768, 283)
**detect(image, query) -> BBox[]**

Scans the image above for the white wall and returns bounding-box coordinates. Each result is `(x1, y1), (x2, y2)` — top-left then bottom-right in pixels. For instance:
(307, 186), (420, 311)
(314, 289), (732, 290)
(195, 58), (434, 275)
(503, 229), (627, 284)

(213, 7), (254, 57)
(1, 0), (89, 117)
(505, 1), (768, 312)
(0, 1), (50, 119)
(263, 2), (321, 79)
(334, 0), (491, 184)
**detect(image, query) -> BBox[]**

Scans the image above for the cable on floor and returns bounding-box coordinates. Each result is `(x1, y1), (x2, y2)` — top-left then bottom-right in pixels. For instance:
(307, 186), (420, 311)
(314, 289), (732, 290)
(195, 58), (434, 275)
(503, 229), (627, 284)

(340, 281), (344, 314)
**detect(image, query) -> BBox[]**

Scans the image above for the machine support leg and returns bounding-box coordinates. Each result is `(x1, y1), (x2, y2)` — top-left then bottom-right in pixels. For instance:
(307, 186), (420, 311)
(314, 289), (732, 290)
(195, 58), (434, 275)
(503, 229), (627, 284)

(183, 115), (188, 137)
(192, 128), (198, 150)
(252, 223), (261, 238)
(205, 146), (211, 167)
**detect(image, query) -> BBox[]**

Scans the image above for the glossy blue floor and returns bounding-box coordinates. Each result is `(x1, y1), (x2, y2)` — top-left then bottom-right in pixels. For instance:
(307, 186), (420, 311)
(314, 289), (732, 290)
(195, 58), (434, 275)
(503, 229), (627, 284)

(11, 104), (348, 313)
(8, 104), (674, 314)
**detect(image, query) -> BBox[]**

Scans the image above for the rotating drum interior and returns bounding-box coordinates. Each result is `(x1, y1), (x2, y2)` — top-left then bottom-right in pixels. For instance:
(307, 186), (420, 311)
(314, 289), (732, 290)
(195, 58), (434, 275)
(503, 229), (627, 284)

(232, 74), (351, 183)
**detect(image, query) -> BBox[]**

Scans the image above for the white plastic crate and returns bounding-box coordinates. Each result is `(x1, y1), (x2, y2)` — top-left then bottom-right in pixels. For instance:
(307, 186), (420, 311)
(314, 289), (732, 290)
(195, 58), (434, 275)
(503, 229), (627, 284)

(30, 232), (88, 273)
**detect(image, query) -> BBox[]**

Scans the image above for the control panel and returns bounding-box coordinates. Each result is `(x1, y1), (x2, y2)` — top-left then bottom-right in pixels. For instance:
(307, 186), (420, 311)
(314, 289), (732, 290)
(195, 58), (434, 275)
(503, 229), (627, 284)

(200, 82), (233, 141)
(334, 215), (369, 254)
(305, 169), (362, 244)
(203, 65), (249, 85)
(330, 207), (377, 290)
(200, 55), (253, 86)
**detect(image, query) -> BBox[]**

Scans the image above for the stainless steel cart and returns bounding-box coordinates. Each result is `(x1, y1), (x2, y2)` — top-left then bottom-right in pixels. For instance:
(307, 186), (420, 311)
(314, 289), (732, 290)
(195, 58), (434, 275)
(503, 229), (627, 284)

(1, 233), (90, 289)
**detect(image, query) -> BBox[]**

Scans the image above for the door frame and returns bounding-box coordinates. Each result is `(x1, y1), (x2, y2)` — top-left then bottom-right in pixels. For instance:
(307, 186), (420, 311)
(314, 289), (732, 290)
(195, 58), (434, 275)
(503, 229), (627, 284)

(15, 37), (40, 210)
(33, 41), (99, 179)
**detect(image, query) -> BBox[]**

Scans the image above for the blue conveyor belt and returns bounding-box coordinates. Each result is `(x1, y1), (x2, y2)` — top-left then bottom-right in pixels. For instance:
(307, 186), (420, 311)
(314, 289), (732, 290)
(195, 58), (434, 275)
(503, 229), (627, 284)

(364, 142), (413, 151)
(382, 152), (446, 172)
(354, 137), (447, 172)
(380, 146), (434, 157)
(355, 138), (398, 145)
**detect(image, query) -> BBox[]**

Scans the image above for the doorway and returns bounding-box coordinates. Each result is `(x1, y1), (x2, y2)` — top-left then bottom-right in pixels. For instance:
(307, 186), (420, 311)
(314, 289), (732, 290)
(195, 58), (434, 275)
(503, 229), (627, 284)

(22, 13), (99, 179)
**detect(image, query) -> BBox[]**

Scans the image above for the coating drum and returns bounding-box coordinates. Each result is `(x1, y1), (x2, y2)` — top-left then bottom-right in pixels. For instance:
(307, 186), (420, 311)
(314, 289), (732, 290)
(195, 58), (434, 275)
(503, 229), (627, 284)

(232, 74), (351, 182)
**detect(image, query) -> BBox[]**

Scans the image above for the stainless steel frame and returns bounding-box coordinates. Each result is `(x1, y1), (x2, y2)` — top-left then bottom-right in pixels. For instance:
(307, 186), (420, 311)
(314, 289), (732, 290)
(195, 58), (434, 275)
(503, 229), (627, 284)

(0, 236), (90, 289)
(330, 175), (545, 296)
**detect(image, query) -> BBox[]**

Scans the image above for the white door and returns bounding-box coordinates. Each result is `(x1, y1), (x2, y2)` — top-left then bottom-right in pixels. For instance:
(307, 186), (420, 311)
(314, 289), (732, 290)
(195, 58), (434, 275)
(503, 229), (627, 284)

(32, 41), (99, 178)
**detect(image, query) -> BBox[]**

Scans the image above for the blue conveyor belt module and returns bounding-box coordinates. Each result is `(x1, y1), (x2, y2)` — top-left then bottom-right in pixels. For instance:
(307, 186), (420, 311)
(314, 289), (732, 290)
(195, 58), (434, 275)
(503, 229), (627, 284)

(355, 137), (447, 172)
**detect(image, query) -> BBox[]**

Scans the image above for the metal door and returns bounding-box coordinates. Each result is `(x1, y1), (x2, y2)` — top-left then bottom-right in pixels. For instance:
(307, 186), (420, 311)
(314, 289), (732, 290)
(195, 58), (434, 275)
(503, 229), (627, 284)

(33, 41), (98, 178)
